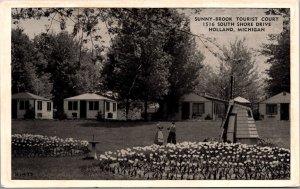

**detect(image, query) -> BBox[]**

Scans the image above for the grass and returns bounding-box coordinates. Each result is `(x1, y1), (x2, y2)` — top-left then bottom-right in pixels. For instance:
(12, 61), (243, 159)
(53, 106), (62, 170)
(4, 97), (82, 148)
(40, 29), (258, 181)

(12, 157), (129, 180)
(11, 119), (290, 180)
(256, 120), (290, 149)
(12, 120), (223, 153)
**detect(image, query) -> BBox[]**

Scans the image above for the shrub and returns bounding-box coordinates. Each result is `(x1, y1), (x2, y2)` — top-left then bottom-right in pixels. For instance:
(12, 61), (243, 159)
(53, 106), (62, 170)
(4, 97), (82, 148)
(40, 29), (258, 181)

(24, 108), (35, 119)
(56, 111), (67, 120)
(96, 111), (103, 121)
(204, 114), (212, 120)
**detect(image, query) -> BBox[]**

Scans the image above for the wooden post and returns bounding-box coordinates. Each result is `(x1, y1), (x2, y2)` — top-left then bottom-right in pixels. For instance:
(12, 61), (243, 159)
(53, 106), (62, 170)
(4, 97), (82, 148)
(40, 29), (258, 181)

(230, 75), (234, 99)
(91, 142), (97, 159)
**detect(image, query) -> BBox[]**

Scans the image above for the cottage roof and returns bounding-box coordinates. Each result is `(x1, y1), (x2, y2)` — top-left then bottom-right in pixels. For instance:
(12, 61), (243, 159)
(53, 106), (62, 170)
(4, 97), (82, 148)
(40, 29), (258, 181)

(64, 93), (116, 101)
(260, 92), (290, 104)
(234, 96), (250, 103)
(181, 93), (210, 102)
(12, 92), (50, 101)
(203, 94), (228, 103)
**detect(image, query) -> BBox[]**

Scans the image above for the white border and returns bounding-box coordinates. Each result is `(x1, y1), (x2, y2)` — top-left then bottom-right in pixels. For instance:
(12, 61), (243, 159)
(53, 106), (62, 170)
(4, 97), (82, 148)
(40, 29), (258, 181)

(1, 0), (299, 187)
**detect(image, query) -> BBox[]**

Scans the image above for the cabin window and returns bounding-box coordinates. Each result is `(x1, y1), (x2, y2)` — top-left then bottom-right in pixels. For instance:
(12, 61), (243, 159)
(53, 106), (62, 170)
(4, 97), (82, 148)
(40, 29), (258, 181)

(68, 101), (78, 110)
(37, 101), (42, 110)
(266, 104), (277, 115)
(89, 101), (99, 110)
(106, 102), (110, 111)
(192, 103), (205, 115)
(20, 100), (29, 110)
(113, 103), (117, 112)
(214, 103), (221, 114)
(47, 102), (51, 111)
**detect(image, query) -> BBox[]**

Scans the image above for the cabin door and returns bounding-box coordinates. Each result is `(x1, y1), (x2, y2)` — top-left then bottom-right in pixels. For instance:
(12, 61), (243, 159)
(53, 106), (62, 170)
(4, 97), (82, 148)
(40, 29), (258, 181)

(280, 103), (289, 120)
(80, 101), (87, 118)
(181, 102), (190, 120)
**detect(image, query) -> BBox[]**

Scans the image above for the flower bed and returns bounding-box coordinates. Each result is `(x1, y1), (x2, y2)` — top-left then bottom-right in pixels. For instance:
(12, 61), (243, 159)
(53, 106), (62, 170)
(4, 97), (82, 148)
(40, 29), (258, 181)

(96, 142), (290, 180)
(12, 134), (89, 157)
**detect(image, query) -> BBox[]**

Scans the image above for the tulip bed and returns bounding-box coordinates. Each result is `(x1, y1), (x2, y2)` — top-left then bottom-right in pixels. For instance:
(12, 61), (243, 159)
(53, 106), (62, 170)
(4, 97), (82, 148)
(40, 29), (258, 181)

(95, 142), (290, 180)
(12, 134), (89, 157)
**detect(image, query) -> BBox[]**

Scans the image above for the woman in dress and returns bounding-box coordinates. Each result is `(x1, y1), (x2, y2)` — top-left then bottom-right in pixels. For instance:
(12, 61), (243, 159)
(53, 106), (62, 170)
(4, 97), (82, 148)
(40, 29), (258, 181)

(154, 123), (164, 145)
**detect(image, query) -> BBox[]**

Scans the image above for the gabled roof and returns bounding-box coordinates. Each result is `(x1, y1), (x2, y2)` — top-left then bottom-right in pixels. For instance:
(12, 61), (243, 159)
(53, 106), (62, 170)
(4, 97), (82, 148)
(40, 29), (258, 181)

(64, 93), (116, 101)
(203, 93), (228, 103)
(260, 91), (290, 104)
(234, 96), (250, 103)
(181, 92), (229, 104)
(181, 93), (210, 102)
(12, 92), (50, 101)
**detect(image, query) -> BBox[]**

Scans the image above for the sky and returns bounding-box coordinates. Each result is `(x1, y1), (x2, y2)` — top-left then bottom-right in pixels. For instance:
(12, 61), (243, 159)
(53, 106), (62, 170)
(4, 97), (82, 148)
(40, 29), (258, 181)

(12, 8), (284, 79)
(190, 8), (283, 77)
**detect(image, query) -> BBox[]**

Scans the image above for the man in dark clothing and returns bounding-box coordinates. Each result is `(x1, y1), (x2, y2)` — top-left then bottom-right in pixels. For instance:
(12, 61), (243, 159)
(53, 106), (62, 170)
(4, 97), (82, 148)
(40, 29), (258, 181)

(167, 122), (176, 144)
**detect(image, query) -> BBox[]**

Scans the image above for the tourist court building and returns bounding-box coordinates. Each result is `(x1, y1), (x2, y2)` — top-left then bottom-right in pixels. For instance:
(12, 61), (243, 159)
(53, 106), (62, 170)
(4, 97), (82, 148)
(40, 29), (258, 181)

(259, 92), (290, 121)
(167, 93), (227, 121)
(63, 93), (118, 120)
(12, 92), (53, 119)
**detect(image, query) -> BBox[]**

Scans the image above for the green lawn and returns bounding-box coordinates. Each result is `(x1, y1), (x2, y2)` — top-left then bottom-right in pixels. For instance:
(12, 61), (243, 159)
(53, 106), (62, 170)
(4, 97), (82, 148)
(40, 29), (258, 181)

(11, 119), (290, 180)
(12, 120), (224, 153)
(256, 120), (290, 149)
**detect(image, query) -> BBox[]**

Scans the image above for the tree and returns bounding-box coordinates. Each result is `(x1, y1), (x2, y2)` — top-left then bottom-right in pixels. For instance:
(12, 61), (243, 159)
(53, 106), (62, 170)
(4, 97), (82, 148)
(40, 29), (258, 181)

(33, 32), (79, 112)
(102, 9), (205, 120)
(102, 9), (173, 120)
(33, 31), (101, 112)
(202, 39), (263, 103)
(74, 57), (102, 94)
(195, 65), (221, 95)
(161, 23), (204, 118)
(11, 28), (53, 98)
(261, 9), (290, 96)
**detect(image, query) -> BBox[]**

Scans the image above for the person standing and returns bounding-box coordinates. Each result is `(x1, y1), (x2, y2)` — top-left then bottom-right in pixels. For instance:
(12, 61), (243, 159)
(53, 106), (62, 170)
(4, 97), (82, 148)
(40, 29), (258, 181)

(154, 123), (164, 145)
(167, 122), (176, 144)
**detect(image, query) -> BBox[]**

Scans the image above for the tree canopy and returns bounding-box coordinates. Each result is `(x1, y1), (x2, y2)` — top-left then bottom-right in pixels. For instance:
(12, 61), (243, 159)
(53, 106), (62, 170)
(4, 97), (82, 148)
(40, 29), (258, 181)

(12, 29), (102, 113)
(197, 39), (263, 103)
(261, 9), (290, 96)
(12, 28), (53, 98)
(102, 9), (204, 119)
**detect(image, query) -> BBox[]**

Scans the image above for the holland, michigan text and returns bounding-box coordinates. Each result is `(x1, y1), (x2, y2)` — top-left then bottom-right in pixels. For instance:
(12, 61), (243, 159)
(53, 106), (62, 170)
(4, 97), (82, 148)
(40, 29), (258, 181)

(237, 27), (265, 32)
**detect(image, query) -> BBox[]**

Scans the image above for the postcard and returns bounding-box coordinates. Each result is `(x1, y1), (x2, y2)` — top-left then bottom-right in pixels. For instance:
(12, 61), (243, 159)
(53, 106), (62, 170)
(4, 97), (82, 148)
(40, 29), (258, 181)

(1, 0), (299, 187)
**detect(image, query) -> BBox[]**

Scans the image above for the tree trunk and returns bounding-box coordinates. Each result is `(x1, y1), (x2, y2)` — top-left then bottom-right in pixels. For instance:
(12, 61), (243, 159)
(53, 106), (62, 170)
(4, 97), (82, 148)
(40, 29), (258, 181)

(125, 98), (130, 120)
(144, 99), (148, 121)
(166, 97), (179, 119)
(157, 100), (165, 120)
